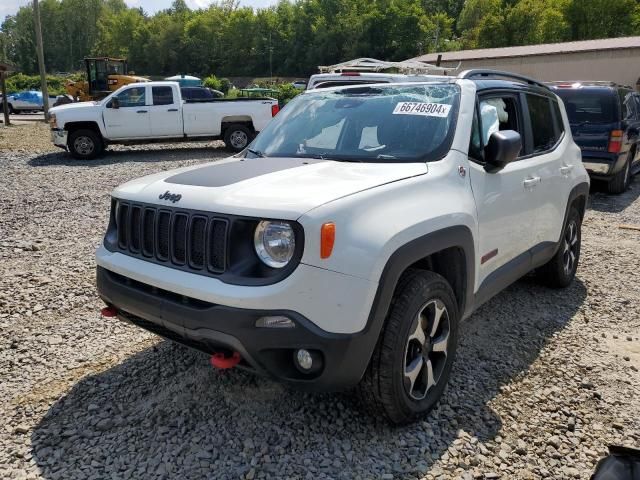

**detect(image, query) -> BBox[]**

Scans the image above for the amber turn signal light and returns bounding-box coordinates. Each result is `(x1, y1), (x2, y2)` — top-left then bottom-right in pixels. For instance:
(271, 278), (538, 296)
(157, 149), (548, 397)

(320, 223), (335, 259)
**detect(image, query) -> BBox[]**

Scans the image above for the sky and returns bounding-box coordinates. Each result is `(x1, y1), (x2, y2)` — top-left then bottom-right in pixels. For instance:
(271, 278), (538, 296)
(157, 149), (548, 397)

(1, 0), (280, 23)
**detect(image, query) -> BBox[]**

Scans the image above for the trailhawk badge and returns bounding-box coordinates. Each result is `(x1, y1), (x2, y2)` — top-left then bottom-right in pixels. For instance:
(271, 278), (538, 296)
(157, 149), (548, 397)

(158, 191), (182, 203)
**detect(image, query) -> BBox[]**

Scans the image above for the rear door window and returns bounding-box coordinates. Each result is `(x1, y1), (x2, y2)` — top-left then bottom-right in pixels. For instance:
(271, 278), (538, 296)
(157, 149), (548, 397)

(551, 99), (565, 138)
(152, 86), (174, 106)
(621, 90), (636, 120)
(526, 94), (558, 153)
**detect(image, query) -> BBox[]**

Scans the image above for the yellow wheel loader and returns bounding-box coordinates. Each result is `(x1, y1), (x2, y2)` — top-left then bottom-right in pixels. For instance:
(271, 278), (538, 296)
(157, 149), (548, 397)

(55, 57), (148, 105)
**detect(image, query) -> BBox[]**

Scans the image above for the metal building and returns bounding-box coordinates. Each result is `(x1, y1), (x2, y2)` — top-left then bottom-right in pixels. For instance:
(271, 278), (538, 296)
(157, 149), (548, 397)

(411, 37), (640, 87)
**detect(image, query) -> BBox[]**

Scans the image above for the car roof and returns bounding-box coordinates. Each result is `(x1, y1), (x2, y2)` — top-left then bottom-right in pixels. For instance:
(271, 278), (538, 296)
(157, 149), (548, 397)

(547, 81), (632, 90)
(471, 79), (556, 97)
(126, 81), (178, 88)
(548, 82), (634, 96)
(306, 70), (574, 98)
(304, 79), (458, 93)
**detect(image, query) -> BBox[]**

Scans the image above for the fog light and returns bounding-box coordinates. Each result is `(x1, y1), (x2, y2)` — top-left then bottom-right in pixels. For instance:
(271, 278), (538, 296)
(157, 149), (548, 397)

(255, 316), (295, 328)
(296, 349), (313, 370)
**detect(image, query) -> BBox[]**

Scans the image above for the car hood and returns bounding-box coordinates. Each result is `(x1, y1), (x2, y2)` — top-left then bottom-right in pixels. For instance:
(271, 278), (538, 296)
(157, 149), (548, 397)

(113, 156), (428, 218)
(50, 101), (100, 114)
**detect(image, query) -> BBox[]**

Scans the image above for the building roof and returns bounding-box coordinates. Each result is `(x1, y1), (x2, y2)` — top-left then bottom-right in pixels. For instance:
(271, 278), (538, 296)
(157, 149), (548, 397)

(412, 36), (640, 63)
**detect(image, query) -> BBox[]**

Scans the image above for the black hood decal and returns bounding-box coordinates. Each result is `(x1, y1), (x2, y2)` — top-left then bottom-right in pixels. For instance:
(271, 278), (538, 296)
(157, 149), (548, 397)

(164, 157), (325, 187)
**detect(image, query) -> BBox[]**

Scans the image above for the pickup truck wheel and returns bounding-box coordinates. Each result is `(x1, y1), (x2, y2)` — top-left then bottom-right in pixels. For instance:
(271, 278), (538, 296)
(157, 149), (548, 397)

(68, 129), (103, 160)
(537, 207), (581, 288)
(224, 124), (252, 152)
(357, 270), (459, 424)
(607, 157), (631, 194)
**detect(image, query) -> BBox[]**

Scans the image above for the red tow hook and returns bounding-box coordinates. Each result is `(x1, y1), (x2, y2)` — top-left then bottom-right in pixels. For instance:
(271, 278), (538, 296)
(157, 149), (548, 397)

(101, 306), (118, 317)
(210, 351), (241, 369)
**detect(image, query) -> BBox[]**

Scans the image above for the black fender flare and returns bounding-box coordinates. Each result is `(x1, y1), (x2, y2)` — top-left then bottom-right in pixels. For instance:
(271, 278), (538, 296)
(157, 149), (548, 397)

(340, 226), (476, 387)
(562, 182), (590, 235)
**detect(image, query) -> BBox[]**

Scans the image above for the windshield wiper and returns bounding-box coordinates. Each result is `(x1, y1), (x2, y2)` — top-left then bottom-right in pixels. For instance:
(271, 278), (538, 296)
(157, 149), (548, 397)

(246, 148), (265, 158)
(298, 153), (364, 163)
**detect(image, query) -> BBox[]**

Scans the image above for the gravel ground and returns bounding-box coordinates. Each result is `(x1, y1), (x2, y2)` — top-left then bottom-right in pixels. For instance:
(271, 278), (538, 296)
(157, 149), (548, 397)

(1, 123), (639, 480)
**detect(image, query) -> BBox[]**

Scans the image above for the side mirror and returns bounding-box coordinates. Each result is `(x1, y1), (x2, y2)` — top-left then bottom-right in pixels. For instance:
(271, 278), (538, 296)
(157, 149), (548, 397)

(110, 97), (120, 109)
(484, 130), (521, 173)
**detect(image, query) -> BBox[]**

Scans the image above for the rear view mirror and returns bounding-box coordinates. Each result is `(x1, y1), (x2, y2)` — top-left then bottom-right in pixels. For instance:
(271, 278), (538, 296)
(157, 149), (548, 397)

(484, 130), (521, 173)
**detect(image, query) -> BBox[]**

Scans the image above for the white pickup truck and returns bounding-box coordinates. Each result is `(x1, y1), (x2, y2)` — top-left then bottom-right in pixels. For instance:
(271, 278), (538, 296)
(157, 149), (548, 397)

(48, 81), (279, 159)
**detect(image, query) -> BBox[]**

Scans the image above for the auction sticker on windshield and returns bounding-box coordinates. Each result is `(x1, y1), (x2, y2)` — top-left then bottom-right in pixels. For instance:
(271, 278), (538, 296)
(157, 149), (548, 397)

(393, 102), (451, 118)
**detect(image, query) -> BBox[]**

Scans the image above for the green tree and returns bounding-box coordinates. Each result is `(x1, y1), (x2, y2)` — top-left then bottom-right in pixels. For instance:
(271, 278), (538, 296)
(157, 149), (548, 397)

(565, 0), (637, 40)
(457, 0), (502, 48)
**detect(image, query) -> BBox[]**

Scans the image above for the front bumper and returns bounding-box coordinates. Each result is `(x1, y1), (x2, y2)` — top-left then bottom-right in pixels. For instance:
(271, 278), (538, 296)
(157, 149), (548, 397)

(51, 128), (68, 149)
(97, 266), (376, 391)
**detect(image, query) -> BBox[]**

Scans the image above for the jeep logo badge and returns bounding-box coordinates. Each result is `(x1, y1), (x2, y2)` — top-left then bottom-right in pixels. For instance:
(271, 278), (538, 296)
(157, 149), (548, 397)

(158, 191), (182, 203)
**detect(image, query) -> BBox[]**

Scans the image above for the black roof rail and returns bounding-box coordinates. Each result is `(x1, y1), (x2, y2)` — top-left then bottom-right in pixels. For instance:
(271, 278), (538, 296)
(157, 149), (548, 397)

(458, 69), (551, 91)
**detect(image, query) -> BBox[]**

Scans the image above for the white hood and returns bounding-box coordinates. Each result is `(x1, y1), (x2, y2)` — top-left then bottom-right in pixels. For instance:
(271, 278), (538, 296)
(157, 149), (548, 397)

(113, 156), (428, 219)
(50, 101), (100, 114)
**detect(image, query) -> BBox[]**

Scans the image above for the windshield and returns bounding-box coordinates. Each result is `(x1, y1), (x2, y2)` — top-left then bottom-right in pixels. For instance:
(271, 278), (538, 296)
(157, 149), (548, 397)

(554, 89), (618, 124)
(250, 83), (459, 163)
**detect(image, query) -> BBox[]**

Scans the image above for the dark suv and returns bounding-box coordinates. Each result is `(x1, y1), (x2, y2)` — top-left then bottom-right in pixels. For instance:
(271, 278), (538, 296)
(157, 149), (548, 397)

(550, 82), (640, 193)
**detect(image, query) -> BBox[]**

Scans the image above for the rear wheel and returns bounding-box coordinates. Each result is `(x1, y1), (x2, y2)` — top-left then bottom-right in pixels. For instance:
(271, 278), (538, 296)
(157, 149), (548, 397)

(357, 270), (459, 424)
(223, 124), (253, 152)
(68, 129), (103, 160)
(537, 207), (581, 288)
(607, 157), (631, 194)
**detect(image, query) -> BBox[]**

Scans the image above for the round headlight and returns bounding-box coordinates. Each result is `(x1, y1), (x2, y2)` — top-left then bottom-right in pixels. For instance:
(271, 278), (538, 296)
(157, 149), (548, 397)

(254, 220), (295, 268)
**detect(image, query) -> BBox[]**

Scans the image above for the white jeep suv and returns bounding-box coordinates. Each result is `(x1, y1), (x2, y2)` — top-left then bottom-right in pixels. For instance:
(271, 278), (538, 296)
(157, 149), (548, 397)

(96, 70), (589, 424)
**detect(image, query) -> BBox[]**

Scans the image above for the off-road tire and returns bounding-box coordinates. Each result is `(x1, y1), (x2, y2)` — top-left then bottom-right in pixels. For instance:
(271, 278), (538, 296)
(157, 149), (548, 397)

(223, 124), (253, 152)
(357, 270), (459, 424)
(537, 207), (581, 288)
(607, 157), (631, 194)
(68, 128), (103, 160)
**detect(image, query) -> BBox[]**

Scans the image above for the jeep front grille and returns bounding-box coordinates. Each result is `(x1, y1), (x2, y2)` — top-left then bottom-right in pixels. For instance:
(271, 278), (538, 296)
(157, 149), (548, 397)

(112, 200), (228, 275)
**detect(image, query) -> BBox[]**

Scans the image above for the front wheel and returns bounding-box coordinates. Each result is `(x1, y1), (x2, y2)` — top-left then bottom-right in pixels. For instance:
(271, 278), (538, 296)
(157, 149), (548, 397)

(68, 129), (103, 160)
(223, 124), (253, 152)
(537, 207), (581, 288)
(357, 270), (459, 424)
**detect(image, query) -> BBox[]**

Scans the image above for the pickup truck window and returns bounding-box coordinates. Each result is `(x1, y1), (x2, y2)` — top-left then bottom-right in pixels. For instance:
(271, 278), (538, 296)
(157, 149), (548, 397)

(153, 86), (174, 106)
(116, 87), (146, 108)
(250, 83), (459, 163)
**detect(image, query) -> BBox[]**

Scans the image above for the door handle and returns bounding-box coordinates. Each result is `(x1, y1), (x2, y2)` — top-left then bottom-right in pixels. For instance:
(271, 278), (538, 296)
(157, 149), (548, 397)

(167, 108), (178, 112)
(523, 176), (541, 188)
(560, 164), (574, 175)
(136, 110), (148, 113)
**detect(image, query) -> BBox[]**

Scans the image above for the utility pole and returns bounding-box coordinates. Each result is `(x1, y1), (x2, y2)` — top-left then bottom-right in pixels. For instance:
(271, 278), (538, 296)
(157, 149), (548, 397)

(433, 24), (440, 52)
(269, 31), (273, 85)
(1, 71), (9, 126)
(33, 0), (50, 117)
